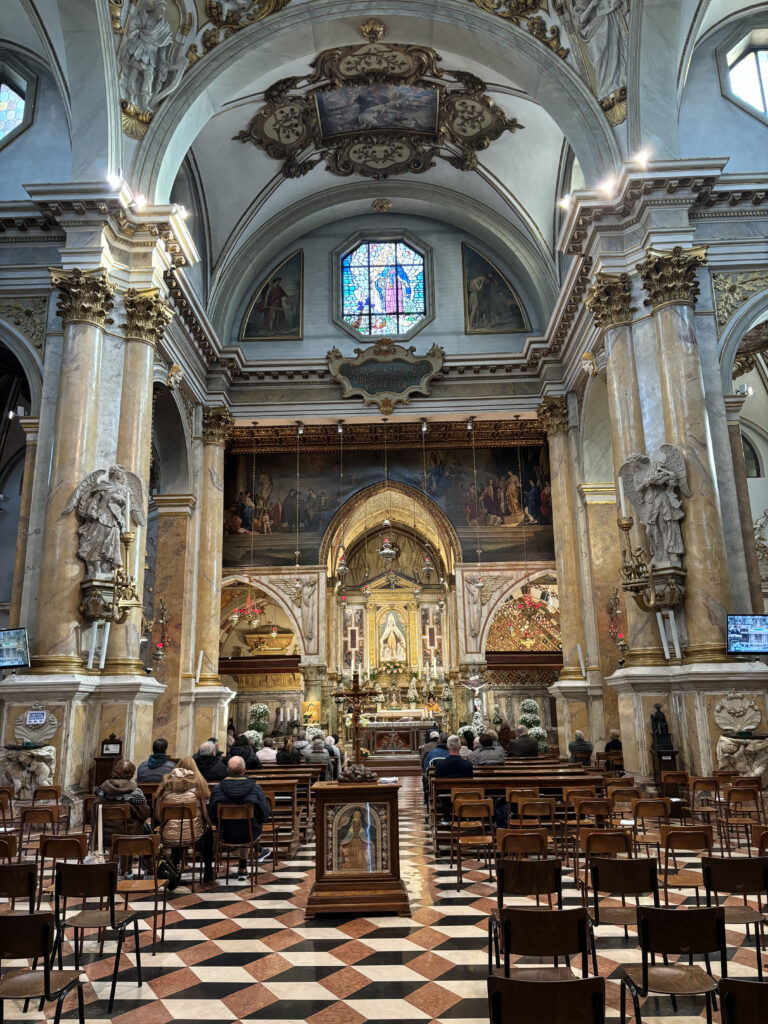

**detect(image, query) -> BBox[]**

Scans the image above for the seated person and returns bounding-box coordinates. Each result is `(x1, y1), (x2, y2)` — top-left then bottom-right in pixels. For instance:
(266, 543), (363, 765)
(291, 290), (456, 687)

(605, 729), (623, 753)
(568, 729), (594, 763)
(194, 740), (227, 782)
(256, 737), (277, 764)
(507, 725), (539, 758)
(303, 736), (332, 780)
(137, 737), (175, 782)
(92, 759), (151, 863)
(470, 731), (506, 766)
(433, 735), (474, 824)
(423, 732), (450, 773)
(229, 734), (260, 770)
(156, 761), (214, 883)
(208, 756), (271, 881)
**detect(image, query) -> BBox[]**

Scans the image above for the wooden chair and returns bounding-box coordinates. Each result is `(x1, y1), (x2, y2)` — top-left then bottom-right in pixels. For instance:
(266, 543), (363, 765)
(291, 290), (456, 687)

(32, 785), (70, 834)
(0, 911), (84, 1024)
(732, 776), (766, 824)
(630, 798), (671, 861)
(0, 835), (17, 863)
(53, 860), (142, 1013)
(490, 857), (563, 969)
(610, 787), (642, 826)
(158, 803), (202, 891)
(214, 804), (258, 888)
(18, 807), (57, 866)
(492, 905), (597, 978)
(93, 803), (130, 856)
(503, 787), (538, 825)
(448, 791), (484, 868)
(703, 854), (768, 979)
(618, 906), (726, 1024)
(660, 770), (689, 802)
(510, 798), (559, 857)
(571, 749), (593, 767)
(718, 787), (761, 852)
(0, 791), (16, 836)
(719, 977), (768, 1023)
(256, 791), (279, 871)
(752, 823), (768, 855)
(452, 798), (494, 890)
(687, 777), (721, 827)
(497, 828), (548, 861)
(574, 828), (633, 899)
(111, 833), (168, 955)
(589, 856), (659, 936)
(606, 777), (634, 794)
(488, 975), (606, 1024)
(660, 824), (713, 906)
(0, 861), (36, 913)
(37, 834), (87, 909)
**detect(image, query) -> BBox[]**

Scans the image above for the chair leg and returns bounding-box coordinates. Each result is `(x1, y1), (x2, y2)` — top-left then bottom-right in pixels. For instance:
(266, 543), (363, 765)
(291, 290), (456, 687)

(53, 994), (64, 1024)
(108, 927), (125, 1012)
(620, 979), (626, 1024)
(756, 927), (763, 980)
(134, 919), (143, 986)
(77, 981), (85, 1024)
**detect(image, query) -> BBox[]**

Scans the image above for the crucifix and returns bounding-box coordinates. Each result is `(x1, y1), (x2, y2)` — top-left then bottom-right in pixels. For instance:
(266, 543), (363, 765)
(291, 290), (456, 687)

(339, 672), (378, 765)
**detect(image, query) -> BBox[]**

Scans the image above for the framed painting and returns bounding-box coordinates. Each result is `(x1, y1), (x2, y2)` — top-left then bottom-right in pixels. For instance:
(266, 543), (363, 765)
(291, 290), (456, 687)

(315, 84), (439, 139)
(324, 801), (390, 874)
(461, 242), (529, 334)
(301, 700), (319, 725)
(241, 250), (303, 341)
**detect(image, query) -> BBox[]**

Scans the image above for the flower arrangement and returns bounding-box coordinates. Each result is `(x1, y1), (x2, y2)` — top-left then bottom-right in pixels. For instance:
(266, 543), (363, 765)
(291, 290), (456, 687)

(243, 729), (262, 748)
(248, 702), (270, 732)
(471, 709), (485, 734)
(344, 715), (369, 729)
(518, 698), (549, 752)
(458, 724), (474, 738)
(359, 747), (370, 760)
(492, 703), (504, 726)
(406, 679), (419, 703)
(306, 725), (325, 740)
(381, 660), (401, 674)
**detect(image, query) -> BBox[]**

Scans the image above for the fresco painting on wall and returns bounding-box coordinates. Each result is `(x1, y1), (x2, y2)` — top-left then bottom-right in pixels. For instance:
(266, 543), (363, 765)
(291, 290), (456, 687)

(462, 243), (529, 334)
(315, 84), (439, 138)
(241, 250), (303, 341)
(223, 444), (553, 566)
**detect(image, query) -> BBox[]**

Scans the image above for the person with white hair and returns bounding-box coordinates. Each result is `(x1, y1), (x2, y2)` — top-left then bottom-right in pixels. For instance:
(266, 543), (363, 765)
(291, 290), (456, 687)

(304, 735), (332, 780)
(419, 729), (440, 766)
(605, 728), (622, 752)
(256, 736), (277, 763)
(194, 740), (227, 781)
(568, 729), (594, 763)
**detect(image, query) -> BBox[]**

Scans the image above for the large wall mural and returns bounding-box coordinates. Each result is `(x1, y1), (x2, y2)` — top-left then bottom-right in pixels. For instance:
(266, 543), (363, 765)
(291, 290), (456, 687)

(223, 443), (554, 567)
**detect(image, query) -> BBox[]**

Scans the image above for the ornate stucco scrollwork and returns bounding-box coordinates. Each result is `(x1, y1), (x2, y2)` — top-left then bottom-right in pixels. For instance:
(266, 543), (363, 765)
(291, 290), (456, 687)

(468, 0), (568, 59)
(122, 288), (174, 346)
(585, 272), (635, 330)
(712, 272), (768, 332)
(202, 405), (234, 445)
(636, 246), (707, 311)
(537, 395), (569, 436)
(186, 0), (292, 65)
(714, 688), (762, 733)
(0, 296), (47, 355)
(49, 268), (115, 329)
(235, 39), (523, 181)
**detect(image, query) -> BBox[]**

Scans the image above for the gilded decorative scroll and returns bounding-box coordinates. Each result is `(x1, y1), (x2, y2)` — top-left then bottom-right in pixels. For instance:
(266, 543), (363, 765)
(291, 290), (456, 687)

(327, 337), (444, 414)
(468, 0), (568, 60)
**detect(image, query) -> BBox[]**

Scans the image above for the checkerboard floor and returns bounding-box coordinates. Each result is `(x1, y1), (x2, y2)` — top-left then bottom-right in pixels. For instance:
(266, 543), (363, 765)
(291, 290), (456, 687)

(5, 778), (765, 1022)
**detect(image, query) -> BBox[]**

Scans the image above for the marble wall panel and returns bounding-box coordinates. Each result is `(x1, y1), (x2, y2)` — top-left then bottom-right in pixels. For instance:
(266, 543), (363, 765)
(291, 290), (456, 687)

(584, 502), (625, 733)
(151, 511), (191, 751)
(194, 707), (215, 749)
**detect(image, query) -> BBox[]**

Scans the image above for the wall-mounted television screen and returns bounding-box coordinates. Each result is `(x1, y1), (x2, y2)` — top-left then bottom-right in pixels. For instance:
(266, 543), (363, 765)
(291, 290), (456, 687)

(0, 627), (30, 669)
(727, 615), (768, 654)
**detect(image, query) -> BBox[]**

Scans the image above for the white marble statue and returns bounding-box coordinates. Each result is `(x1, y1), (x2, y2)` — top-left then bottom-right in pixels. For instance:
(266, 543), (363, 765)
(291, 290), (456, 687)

(717, 734), (768, 784)
(294, 576), (317, 641)
(64, 465), (145, 577)
(568, 0), (628, 99)
(119, 0), (176, 111)
(465, 574), (484, 638)
(0, 746), (56, 800)
(619, 445), (690, 567)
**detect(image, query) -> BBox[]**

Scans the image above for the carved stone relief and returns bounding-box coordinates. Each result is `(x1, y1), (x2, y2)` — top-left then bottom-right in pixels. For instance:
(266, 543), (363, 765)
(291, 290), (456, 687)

(717, 735), (768, 785)
(714, 689), (762, 733)
(0, 296), (47, 356)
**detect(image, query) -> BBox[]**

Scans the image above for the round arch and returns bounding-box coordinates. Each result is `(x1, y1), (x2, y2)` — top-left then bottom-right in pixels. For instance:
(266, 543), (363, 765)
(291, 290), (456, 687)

(0, 319), (43, 416)
(718, 287), (768, 391)
(150, 374), (192, 495)
(319, 481), (463, 577)
(479, 568), (558, 654)
(130, 0), (621, 203)
(221, 573), (307, 659)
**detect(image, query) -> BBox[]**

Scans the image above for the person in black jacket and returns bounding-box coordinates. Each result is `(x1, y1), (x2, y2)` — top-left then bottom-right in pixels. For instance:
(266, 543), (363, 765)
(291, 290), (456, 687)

(507, 726), (539, 758)
(229, 734), (260, 770)
(194, 741), (227, 782)
(208, 756), (271, 880)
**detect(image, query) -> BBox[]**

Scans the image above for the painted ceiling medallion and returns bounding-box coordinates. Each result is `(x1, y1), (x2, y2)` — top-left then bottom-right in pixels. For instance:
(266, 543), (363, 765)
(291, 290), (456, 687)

(234, 35), (522, 180)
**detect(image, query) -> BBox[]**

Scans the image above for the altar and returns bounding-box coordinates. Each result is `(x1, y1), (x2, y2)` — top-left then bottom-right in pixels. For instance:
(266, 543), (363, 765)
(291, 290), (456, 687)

(364, 718), (438, 755)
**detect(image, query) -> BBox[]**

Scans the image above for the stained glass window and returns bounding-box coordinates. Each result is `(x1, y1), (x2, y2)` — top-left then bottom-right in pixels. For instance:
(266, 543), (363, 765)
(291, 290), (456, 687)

(0, 81), (25, 141)
(341, 240), (426, 337)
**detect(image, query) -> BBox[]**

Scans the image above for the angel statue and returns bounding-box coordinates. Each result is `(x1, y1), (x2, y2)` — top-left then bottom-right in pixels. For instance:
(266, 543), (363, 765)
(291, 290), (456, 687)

(64, 465), (145, 577)
(619, 445), (690, 567)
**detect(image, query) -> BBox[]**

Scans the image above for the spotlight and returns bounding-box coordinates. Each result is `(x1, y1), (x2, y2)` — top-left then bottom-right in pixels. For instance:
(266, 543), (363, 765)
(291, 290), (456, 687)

(421, 418), (427, 433)
(107, 173), (122, 190)
(337, 420), (344, 433)
(634, 147), (651, 168)
(558, 194), (572, 209)
(600, 176), (617, 197)
(134, 194), (147, 209)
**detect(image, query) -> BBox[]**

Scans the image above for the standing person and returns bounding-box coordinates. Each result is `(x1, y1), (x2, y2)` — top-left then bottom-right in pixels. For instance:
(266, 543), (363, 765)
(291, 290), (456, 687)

(137, 737), (175, 782)
(155, 761), (214, 883)
(92, 760), (151, 863)
(208, 757), (272, 881)
(304, 736), (332, 780)
(568, 730), (594, 763)
(256, 737), (277, 764)
(226, 725), (236, 755)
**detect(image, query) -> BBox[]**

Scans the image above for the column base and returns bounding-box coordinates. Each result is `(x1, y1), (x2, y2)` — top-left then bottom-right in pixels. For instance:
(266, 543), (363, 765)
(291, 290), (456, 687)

(625, 647), (668, 667)
(558, 666), (586, 681)
(29, 655), (85, 674)
(101, 658), (147, 676)
(197, 674), (222, 687)
(683, 644), (731, 664)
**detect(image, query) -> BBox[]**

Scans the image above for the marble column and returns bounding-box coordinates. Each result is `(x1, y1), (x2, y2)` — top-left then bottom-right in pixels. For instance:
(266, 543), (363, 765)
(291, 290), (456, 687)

(195, 407), (233, 685)
(105, 289), (174, 673)
(585, 273), (664, 664)
(636, 247), (733, 661)
(538, 396), (586, 679)
(724, 394), (764, 613)
(31, 269), (114, 671)
(149, 495), (195, 752)
(8, 416), (39, 628)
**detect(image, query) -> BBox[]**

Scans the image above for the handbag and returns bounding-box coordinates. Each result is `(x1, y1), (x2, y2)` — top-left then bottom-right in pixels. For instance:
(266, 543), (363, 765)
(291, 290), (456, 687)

(156, 856), (182, 891)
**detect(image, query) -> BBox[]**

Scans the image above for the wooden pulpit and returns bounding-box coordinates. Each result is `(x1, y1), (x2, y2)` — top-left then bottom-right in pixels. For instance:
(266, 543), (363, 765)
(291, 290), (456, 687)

(305, 781), (410, 917)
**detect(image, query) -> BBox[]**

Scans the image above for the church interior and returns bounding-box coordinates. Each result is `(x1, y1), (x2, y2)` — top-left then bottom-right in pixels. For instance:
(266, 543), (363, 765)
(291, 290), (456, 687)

(1, 0), (768, 1021)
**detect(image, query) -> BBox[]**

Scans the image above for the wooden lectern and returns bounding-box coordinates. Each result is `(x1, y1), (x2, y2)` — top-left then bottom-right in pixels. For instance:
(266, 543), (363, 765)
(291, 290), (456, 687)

(305, 780), (410, 917)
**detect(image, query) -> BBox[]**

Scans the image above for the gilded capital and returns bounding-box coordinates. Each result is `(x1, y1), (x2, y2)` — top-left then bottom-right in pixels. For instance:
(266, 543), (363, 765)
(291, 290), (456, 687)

(537, 396), (569, 437)
(121, 288), (174, 346)
(202, 405), (233, 445)
(585, 272), (635, 329)
(636, 245), (707, 310)
(49, 267), (115, 328)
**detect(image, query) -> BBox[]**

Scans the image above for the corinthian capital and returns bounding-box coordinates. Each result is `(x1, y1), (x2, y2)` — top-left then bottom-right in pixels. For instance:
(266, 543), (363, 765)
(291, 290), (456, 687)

(537, 396), (569, 437)
(49, 267), (115, 328)
(122, 288), (174, 346)
(202, 405), (233, 445)
(636, 245), (707, 310)
(585, 272), (635, 329)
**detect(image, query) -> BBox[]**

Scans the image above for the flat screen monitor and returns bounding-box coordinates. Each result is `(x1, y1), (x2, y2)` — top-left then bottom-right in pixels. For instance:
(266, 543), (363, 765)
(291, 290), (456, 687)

(0, 627), (30, 669)
(727, 614), (768, 654)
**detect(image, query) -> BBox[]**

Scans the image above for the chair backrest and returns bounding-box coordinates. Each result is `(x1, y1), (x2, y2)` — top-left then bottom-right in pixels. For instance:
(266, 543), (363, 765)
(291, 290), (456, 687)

(727, 787), (759, 811)
(453, 791), (484, 815)
(571, 750), (593, 766)
(217, 803), (255, 841)
(605, 777), (634, 793)
(160, 804), (194, 822)
(563, 786), (597, 804)
(32, 786), (61, 803)
(660, 825), (713, 854)
(574, 799), (613, 823)
(110, 833), (160, 869)
(637, 905), (726, 958)
(591, 856), (659, 898)
(505, 787), (539, 803)
(454, 799), (493, 822)
(55, 860), (118, 899)
(632, 798), (671, 824)
(40, 834), (88, 863)
(660, 770), (689, 791)
(610, 787), (641, 807)
(0, 835), (17, 862)
(498, 906), (592, 974)
(719, 977), (768, 1024)
(752, 823), (768, 855)
(99, 803), (131, 823)
(0, 862), (36, 906)
(702, 855), (768, 897)
(498, 857), (562, 904)
(733, 776), (761, 791)
(498, 829), (548, 859)
(517, 798), (556, 821)
(20, 806), (56, 827)
(580, 828), (633, 858)
(488, 975), (605, 1024)
(0, 910), (54, 961)
(690, 777), (719, 799)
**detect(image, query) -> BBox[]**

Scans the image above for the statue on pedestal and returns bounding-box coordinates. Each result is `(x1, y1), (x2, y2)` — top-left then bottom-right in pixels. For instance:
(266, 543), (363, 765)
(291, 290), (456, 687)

(650, 702), (673, 750)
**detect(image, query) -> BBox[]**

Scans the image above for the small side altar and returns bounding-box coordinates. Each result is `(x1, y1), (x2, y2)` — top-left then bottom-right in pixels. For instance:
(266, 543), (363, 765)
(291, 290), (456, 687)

(364, 719), (438, 755)
(305, 781), (410, 917)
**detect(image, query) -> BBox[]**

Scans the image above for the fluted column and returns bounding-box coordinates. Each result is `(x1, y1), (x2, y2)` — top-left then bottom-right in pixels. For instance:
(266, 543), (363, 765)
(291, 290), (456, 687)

(538, 396), (586, 679)
(105, 289), (174, 673)
(195, 406), (233, 686)
(8, 417), (39, 628)
(636, 246), (733, 660)
(724, 394), (764, 613)
(585, 273), (663, 664)
(31, 269), (114, 671)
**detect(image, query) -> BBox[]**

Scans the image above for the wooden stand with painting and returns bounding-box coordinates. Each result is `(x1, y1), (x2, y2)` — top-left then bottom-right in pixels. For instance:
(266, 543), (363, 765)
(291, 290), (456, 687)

(305, 781), (410, 917)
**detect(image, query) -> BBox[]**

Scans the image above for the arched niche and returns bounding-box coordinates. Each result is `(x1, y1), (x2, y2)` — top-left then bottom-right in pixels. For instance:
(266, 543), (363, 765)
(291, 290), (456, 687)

(0, 319), (43, 416)
(478, 569), (560, 655)
(319, 481), (462, 581)
(719, 288), (768, 391)
(150, 379), (192, 496)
